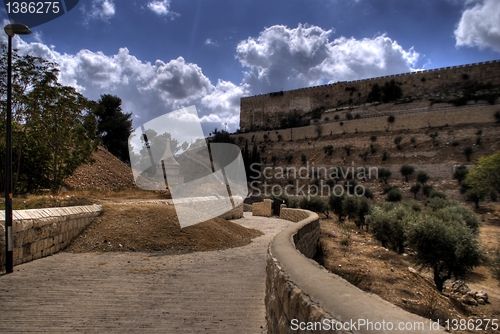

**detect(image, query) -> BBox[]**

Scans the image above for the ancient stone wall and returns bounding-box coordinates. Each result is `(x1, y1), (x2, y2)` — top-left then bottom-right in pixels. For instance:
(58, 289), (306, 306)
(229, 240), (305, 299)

(235, 103), (498, 144)
(0, 205), (102, 271)
(266, 208), (446, 333)
(252, 199), (273, 217)
(241, 60), (500, 130)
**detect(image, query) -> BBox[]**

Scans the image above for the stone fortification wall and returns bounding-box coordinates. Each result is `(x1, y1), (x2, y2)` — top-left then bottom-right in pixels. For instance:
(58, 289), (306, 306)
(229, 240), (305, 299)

(241, 60), (500, 130)
(0, 205), (102, 271)
(252, 199), (272, 217)
(266, 208), (446, 333)
(235, 103), (497, 144)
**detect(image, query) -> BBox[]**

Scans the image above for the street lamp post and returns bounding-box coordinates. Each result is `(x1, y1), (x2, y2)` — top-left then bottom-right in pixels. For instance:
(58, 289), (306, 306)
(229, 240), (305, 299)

(4, 23), (31, 274)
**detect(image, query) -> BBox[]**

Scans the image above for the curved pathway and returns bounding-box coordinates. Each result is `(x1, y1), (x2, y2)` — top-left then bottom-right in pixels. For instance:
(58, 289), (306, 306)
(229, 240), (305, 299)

(0, 213), (290, 333)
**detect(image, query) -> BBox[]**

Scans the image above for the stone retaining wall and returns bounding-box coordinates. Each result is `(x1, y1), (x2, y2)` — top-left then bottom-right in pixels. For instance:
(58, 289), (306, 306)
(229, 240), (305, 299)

(252, 199), (273, 217)
(266, 208), (446, 333)
(0, 205), (102, 271)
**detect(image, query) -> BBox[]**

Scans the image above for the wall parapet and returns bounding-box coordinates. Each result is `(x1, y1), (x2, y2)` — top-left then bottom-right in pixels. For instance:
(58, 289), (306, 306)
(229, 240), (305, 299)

(266, 208), (446, 333)
(0, 204), (102, 271)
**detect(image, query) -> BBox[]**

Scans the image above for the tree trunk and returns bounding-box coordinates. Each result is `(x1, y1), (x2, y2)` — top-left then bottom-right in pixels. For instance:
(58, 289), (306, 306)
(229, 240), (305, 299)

(433, 264), (450, 292)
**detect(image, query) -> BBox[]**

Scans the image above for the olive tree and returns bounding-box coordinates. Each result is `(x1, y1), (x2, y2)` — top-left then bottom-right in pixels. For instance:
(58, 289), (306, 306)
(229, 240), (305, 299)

(405, 212), (482, 291)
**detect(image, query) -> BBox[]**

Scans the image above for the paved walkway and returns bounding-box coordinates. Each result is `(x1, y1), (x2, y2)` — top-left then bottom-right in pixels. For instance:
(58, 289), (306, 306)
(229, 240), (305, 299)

(0, 213), (290, 333)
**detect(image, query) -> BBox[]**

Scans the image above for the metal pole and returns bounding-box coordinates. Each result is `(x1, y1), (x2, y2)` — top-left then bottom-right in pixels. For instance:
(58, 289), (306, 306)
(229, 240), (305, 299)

(5, 34), (14, 273)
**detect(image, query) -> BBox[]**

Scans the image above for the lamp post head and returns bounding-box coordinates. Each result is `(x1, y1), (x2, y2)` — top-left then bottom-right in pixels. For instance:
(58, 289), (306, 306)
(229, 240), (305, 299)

(4, 23), (31, 37)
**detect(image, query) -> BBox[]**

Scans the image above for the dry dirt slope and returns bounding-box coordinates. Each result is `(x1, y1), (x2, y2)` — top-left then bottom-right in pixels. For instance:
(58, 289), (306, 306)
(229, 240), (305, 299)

(64, 146), (136, 191)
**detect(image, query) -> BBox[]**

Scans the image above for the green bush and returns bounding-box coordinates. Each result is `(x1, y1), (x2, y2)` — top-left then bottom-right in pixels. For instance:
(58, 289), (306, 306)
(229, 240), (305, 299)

(432, 205), (480, 233)
(285, 154), (293, 163)
(386, 188), (402, 202)
(400, 165), (415, 182)
(379, 168), (392, 184)
(342, 196), (372, 229)
(329, 193), (346, 221)
(429, 190), (447, 199)
(426, 197), (456, 211)
(383, 184), (397, 194)
(363, 188), (374, 199)
(416, 171), (430, 184)
(410, 183), (421, 199)
(366, 204), (410, 253)
(299, 196), (328, 213)
(453, 165), (468, 184)
(422, 184), (434, 197)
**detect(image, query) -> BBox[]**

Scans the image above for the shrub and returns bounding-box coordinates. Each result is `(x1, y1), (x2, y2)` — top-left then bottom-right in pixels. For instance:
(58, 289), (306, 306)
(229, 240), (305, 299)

(323, 145), (334, 156)
(453, 165), (468, 184)
(400, 165), (415, 182)
(343, 179), (358, 194)
(366, 204), (409, 253)
(370, 135), (377, 142)
(342, 196), (372, 229)
(334, 114), (340, 121)
(301, 154), (307, 164)
(382, 151), (389, 161)
(410, 183), (421, 199)
(285, 154), (293, 163)
(386, 188), (402, 202)
(383, 184), (397, 194)
(299, 196), (328, 214)
(363, 188), (374, 199)
(346, 112), (353, 120)
(329, 193), (346, 221)
(463, 146), (473, 161)
(432, 205), (480, 233)
(370, 144), (376, 154)
(416, 171), (430, 184)
(429, 190), (447, 199)
(388, 115), (395, 123)
(271, 155), (278, 165)
(343, 145), (351, 156)
(426, 197), (456, 211)
(422, 184), (434, 197)
(451, 140), (459, 147)
(495, 111), (500, 123)
(379, 168), (392, 184)
(405, 212), (482, 291)
(359, 151), (369, 161)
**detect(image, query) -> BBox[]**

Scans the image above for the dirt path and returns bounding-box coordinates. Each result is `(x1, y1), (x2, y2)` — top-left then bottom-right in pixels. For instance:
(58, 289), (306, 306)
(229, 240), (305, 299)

(0, 213), (289, 333)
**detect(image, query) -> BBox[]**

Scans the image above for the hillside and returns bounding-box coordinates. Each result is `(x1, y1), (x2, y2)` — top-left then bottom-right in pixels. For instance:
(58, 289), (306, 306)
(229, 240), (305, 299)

(64, 146), (137, 191)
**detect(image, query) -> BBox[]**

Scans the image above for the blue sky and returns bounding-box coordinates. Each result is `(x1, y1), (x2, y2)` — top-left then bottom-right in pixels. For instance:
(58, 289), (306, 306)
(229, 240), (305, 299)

(1, 0), (500, 134)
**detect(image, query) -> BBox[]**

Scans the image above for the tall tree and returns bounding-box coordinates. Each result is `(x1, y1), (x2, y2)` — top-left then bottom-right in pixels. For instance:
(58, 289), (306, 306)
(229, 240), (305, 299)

(0, 44), (97, 193)
(93, 94), (133, 163)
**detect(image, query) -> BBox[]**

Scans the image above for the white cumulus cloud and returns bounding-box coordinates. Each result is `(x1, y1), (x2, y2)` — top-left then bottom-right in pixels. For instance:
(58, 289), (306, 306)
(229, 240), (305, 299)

(236, 24), (419, 94)
(85, 0), (116, 22)
(454, 0), (500, 52)
(147, 0), (179, 18)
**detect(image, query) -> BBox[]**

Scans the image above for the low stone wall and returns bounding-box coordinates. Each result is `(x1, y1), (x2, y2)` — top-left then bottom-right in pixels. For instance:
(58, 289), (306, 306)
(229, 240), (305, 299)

(0, 205), (102, 271)
(252, 199), (273, 217)
(266, 208), (445, 333)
